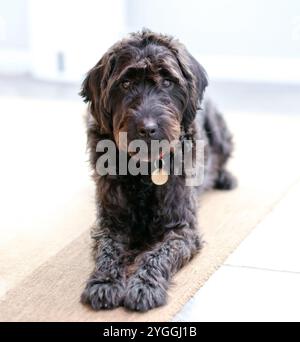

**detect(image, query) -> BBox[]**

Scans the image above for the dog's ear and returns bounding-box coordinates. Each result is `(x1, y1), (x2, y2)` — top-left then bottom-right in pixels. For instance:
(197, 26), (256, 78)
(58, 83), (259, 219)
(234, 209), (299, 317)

(174, 46), (208, 130)
(80, 51), (116, 134)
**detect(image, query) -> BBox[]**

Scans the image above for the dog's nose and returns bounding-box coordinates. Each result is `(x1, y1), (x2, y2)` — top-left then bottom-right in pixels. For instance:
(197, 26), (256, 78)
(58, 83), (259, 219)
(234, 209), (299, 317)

(137, 120), (158, 138)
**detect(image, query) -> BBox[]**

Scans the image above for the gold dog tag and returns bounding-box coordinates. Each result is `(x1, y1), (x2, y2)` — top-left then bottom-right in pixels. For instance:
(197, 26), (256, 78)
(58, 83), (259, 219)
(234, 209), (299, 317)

(151, 168), (168, 185)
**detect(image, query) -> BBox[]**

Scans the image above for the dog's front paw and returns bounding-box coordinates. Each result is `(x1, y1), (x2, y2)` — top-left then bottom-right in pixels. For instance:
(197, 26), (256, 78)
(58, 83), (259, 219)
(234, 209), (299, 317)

(124, 277), (167, 312)
(81, 275), (125, 310)
(215, 169), (237, 190)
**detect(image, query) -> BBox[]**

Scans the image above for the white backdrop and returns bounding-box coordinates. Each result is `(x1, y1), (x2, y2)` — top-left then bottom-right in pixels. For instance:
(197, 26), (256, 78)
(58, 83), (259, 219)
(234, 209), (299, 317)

(0, 0), (300, 83)
(28, 0), (126, 82)
(126, 0), (300, 83)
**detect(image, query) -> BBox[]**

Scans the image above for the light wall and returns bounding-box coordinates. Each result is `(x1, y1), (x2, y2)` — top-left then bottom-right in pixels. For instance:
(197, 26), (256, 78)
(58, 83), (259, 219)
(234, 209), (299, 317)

(126, 0), (300, 83)
(0, 0), (300, 82)
(0, 0), (30, 72)
(28, 0), (126, 82)
(0, 0), (29, 49)
(126, 0), (300, 59)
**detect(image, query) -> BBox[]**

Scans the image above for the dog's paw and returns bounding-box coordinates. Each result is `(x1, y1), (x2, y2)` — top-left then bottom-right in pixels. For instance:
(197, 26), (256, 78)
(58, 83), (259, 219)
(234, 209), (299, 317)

(123, 277), (167, 312)
(215, 169), (237, 190)
(81, 276), (125, 310)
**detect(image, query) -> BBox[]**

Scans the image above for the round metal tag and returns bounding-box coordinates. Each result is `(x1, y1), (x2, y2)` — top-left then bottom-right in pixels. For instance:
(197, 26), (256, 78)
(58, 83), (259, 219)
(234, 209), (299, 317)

(151, 168), (169, 185)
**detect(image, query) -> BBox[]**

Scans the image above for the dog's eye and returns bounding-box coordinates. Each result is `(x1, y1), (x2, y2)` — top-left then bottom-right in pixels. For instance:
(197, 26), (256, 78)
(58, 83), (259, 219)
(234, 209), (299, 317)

(121, 80), (131, 90)
(162, 79), (172, 88)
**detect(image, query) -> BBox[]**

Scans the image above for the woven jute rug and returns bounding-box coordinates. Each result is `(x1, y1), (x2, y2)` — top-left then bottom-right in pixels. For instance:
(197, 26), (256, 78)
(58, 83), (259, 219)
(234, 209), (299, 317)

(1, 98), (300, 321)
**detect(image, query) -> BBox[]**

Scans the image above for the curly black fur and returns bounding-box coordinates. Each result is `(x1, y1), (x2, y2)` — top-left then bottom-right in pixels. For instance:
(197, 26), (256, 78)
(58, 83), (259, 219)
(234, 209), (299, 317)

(80, 30), (237, 312)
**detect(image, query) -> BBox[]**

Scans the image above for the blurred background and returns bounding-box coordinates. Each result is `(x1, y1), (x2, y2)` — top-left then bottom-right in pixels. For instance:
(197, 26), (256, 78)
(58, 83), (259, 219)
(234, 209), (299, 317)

(0, 0), (300, 112)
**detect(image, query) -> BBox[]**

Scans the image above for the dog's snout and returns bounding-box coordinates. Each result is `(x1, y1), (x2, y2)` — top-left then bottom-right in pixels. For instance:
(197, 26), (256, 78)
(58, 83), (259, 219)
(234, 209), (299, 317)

(137, 119), (158, 138)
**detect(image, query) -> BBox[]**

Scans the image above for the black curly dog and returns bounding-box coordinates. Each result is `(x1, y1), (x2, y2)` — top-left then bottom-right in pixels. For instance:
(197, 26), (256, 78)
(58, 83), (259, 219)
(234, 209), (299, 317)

(80, 30), (237, 312)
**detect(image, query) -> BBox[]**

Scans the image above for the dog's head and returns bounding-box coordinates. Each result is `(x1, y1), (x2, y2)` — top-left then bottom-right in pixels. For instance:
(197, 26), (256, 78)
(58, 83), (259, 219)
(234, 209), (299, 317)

(80, 30), (208, 156)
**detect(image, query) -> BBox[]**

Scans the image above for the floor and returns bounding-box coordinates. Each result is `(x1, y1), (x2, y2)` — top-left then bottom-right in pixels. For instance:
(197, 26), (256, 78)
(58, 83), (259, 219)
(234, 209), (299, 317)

(174, 180), (300, 322)
(1, 74), (300, 322)
(174, 78), (300, 322)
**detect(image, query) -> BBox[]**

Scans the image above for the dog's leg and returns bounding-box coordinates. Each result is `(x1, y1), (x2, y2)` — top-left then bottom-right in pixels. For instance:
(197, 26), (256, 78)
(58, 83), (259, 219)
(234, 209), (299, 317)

(81, 230), (126, 310)
(123, 228), (201, 312)
(203, 99), (237, 190)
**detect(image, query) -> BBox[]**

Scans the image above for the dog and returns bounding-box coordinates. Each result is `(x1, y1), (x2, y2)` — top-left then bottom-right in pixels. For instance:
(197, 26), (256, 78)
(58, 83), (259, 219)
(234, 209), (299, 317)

(80, 30), (236, 312)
